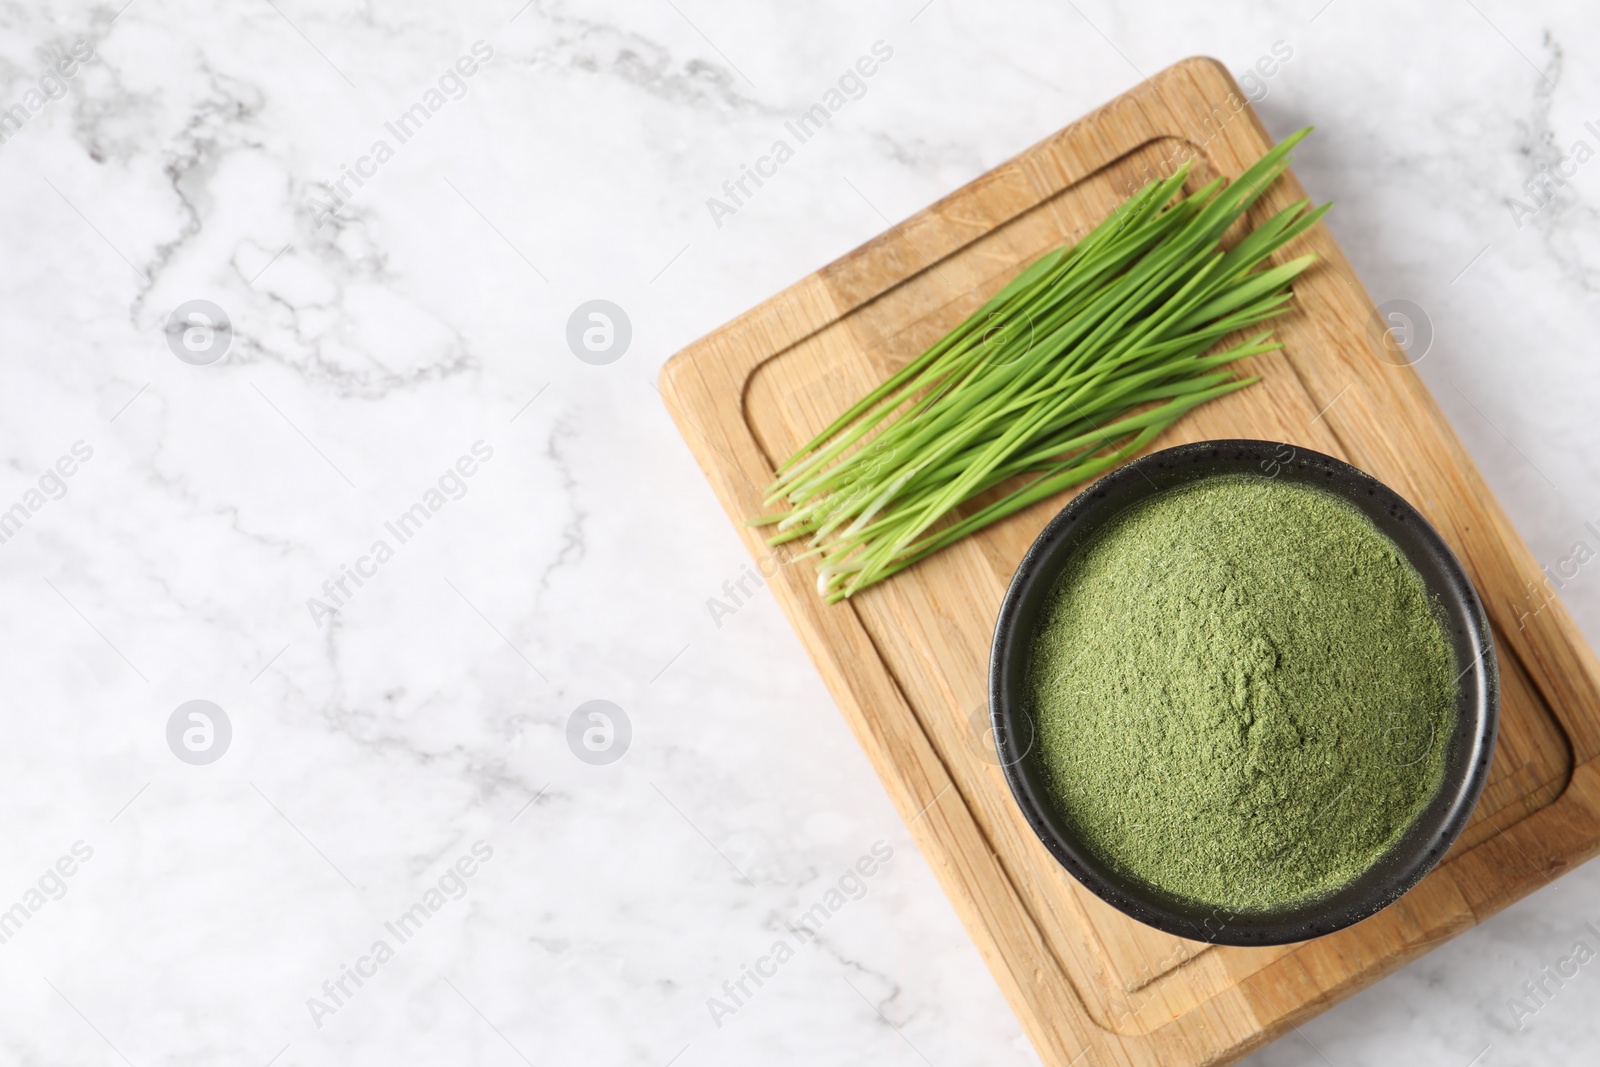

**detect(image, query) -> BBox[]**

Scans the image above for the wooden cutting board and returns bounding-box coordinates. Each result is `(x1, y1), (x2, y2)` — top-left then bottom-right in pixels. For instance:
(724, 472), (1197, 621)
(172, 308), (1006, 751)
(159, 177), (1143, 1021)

(659, 56), (1600, 1065)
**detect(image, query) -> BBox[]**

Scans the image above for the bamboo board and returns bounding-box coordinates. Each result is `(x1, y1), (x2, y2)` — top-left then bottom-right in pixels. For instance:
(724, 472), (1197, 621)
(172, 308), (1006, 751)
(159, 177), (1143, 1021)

(658, 56), (1600, 1065)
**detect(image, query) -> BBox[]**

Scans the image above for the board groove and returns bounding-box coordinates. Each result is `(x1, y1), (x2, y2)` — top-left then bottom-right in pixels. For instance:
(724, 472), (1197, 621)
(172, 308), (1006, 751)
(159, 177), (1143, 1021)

(661, 56), (1600, 1065)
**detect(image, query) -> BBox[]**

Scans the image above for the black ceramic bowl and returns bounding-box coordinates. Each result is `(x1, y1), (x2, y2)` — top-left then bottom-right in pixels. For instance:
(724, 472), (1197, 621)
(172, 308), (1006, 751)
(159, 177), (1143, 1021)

(988, 439), (1499, 945)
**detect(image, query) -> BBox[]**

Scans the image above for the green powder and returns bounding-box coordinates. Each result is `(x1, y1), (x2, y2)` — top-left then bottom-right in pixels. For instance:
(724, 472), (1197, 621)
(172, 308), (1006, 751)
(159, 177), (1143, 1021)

(1026, 475), (1456, 913)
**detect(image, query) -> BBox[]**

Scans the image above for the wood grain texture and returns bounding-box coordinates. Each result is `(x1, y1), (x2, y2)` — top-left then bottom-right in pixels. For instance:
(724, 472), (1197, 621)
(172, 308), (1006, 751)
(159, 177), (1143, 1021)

(659, 56), (1600, 1066)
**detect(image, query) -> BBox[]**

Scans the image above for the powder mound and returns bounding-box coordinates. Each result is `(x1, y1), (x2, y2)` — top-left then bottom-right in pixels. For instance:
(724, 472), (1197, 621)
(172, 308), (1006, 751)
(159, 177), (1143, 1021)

(1026, 475), (1456, 913)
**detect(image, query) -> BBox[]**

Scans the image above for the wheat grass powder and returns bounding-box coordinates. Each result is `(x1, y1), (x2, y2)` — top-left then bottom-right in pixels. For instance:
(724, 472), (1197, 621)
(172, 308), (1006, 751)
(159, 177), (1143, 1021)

(1026, 475), (1456, 912)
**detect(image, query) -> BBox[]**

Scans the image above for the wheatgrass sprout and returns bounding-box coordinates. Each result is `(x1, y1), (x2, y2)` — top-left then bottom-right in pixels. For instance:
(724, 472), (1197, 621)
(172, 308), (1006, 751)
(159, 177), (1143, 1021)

(755, 128), (1328, 601)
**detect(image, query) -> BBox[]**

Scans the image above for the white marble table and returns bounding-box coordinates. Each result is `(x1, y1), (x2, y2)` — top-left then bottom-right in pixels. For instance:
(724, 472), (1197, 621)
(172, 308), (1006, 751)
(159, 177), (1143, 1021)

(4, 0), (1599, 1063)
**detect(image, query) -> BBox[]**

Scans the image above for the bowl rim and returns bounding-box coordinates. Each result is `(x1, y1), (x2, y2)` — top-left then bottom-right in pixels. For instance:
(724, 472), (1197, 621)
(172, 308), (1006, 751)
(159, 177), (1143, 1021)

(987, 438), (1500, 946)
